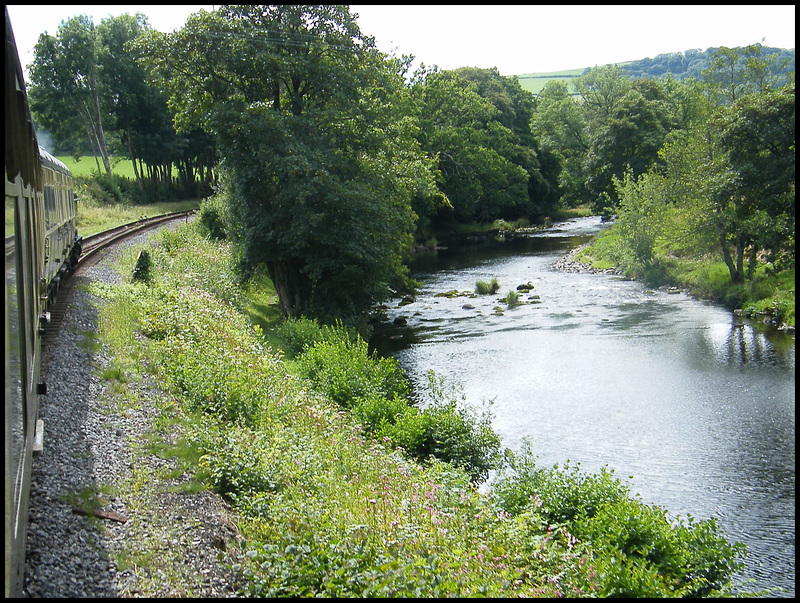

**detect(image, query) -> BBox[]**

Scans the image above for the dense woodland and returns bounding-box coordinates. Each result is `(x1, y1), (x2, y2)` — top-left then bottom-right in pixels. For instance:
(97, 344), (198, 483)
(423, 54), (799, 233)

(28, 5), (795, 322)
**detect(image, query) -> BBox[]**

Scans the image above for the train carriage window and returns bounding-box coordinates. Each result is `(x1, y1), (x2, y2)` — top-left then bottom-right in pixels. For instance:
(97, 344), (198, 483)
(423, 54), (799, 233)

(6, 191), (26, 505)
(44, 187), (53, 230)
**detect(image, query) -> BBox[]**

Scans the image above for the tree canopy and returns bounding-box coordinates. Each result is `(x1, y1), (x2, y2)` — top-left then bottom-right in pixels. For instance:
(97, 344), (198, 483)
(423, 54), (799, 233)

(138, 5), (441, 322)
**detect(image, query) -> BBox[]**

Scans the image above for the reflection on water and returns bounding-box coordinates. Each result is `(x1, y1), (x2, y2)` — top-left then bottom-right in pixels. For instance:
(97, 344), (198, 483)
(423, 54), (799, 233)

(371, 217), (795, 597)
(704, 320), (795, 367)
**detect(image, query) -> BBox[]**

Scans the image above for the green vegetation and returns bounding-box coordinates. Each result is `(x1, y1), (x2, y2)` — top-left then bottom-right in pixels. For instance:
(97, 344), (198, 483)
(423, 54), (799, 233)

(30, 14), (215, 199)
(29, 6), (793, 329)
(574, 76), (795, 328)
(516, 68), (586, 96)
(619, 46), (793, 82)
(86, 220), (748, 597)
(475, 278), (501, 295)
(23, 7), (790, 594)
(75, 197), (200, 237)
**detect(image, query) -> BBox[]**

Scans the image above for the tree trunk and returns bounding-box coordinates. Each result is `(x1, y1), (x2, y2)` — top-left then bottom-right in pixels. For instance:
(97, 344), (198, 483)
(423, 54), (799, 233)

(83, 120), (102, 174)
(720, 230), (740, 284)
(734, 234), (745, 283)
(127, 131), (144, 191)
(89, 63), (112, 176)
(270, 259), (312, 318)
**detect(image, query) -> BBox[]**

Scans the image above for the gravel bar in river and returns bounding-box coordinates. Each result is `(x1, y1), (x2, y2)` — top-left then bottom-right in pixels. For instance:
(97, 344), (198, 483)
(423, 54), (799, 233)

(24, 222), (244, 598)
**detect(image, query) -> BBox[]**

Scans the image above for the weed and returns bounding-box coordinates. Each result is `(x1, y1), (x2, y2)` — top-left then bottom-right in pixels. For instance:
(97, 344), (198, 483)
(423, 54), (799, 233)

(475, 278), (500, 295)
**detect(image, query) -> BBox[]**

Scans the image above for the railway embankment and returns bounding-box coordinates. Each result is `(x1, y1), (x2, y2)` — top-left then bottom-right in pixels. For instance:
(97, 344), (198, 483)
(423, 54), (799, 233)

(26, 220), (242, 597)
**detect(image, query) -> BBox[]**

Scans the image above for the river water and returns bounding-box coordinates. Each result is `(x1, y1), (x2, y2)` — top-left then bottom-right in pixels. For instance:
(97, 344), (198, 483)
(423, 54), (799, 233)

(370, 216), (795, 597)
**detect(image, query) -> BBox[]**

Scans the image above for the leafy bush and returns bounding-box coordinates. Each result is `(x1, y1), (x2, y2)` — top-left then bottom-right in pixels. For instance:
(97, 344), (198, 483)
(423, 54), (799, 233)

(379, 372), (501, 483)
(352, 394), (410, 435)
(131, 249), (153, 283)
(494, 448), (630, 522)
(493, 442), (746, 597)
(197, 193), (229, 240)
(273, 316), (358, 359)
(381, 400), (500, 483)
(201, 427), (281, 497)
(296, 331), (409, 407)
(475, 278), (500, 294)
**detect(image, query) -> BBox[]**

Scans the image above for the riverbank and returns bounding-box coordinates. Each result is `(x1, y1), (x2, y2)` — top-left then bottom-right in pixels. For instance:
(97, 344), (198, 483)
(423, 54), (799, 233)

(30, 218), (751, 597)
(550, 226), (795, 335)
(375, 215), (793, 597)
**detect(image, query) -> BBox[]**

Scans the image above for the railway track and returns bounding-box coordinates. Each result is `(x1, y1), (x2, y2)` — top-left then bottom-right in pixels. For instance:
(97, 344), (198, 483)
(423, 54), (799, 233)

(41, 210), (195, 341)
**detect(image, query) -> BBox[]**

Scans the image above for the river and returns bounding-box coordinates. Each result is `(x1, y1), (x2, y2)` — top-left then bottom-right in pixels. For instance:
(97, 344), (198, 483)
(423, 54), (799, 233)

(370, 216), (795, 597)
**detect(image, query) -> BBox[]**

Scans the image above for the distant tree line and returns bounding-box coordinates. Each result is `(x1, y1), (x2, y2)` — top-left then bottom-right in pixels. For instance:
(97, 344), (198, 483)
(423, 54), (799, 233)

(619, 45), (794, 82)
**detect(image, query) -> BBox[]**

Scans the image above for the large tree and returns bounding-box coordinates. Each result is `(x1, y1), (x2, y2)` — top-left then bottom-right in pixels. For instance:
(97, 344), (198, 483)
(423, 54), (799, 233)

(29, 15), (112, 174)
(138, 5), (439, 321)
(713, 82), (795, 282)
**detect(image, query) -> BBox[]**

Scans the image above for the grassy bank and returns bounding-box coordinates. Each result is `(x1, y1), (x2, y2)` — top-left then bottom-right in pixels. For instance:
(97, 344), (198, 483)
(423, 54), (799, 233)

(76, 198), (201, 237)
(81, 215), (753, 597)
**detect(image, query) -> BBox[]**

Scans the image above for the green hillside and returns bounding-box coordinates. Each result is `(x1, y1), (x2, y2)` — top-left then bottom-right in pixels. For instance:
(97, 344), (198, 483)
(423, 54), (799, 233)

(515, 68), (586, 95)
(514, 45), (794, 96)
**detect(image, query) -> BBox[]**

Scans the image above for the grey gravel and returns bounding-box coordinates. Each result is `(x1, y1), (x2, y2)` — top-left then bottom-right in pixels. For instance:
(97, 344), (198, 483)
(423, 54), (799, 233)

(24, 220), (244, 598)
(551, 242), (621, 274)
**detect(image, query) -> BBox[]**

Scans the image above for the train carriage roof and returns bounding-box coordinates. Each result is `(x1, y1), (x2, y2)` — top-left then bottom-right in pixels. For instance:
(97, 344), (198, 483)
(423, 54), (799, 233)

(5, 7), (42, 189)
(38, 146), (71, 176)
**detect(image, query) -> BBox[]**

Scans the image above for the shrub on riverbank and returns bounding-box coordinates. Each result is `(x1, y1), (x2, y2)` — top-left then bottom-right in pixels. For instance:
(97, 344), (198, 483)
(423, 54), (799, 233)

(89, 221), (749, 597)
(494, 444), (745, 597)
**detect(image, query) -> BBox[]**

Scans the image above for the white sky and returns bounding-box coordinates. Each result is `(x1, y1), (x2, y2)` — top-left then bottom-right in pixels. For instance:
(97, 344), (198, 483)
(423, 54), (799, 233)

(6, 4), (796, 81)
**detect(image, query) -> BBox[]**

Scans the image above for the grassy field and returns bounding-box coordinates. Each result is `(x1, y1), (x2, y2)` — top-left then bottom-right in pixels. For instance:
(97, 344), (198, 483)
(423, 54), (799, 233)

(515, 67), (586, 95)
(57, 155), (180, 180)
(514, 62), (633, 95)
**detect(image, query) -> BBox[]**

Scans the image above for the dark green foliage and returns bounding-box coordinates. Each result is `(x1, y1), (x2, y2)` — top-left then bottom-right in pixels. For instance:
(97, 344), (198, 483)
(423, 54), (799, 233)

(411, 66), (560, 229)
(621, 46), (794, 83)
(140, 5), (437, 322)
(493, 444), (746, 597)
(131, 249), (152, 283)
(380, 398), (501, 484)
(203, 431), (280, 497)
(273, 317), (359, 360)
(494, 452), (631, 522)
(296, 331), (410, 408)
(197, 194), (229, 241)
(715, 81), (795, 275)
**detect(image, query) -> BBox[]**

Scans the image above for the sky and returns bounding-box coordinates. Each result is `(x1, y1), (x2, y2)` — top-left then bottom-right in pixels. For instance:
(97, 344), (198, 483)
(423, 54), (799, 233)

(6, 4), (796, 82)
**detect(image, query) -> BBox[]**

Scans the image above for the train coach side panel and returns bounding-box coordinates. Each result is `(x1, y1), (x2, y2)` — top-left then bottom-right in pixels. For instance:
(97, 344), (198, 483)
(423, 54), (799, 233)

(5, 175), (43, 598)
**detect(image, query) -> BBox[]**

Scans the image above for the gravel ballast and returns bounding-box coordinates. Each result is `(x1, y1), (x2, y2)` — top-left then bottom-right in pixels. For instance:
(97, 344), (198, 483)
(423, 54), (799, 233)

(24, 222), (243, 598)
